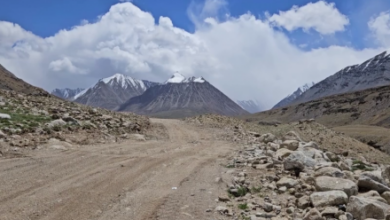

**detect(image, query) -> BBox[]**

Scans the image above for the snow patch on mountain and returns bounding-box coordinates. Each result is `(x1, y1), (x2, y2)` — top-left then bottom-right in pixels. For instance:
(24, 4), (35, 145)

(51, 88), (85, 100)
(165, 73), (205, 84)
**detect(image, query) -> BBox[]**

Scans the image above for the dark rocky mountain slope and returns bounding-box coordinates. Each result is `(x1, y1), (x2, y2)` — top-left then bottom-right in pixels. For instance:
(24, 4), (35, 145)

(0, 64), (49, 96)
(117, 73), (248, 118)
(288, 51), (390, 106)
(73, 73), (158, 110)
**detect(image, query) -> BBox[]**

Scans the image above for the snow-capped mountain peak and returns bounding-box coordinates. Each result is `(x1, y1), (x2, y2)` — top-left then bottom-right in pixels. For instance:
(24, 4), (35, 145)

(99, 73), (147, 90)
(165, 72), (205, 84)
(51, 88), (85, 100)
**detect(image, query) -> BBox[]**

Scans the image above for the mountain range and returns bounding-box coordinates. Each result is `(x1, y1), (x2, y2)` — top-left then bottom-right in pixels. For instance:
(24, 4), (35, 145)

(272, 82), (315, 109)
(272, 51), (390, 109)
(66, 74), (158, 110)
(117, 73), (248, 118)
(52, 88), (85, 100)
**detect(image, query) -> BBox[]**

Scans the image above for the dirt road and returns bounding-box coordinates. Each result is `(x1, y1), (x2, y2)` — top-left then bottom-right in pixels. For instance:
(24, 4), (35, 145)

(0, 119), (236, 220)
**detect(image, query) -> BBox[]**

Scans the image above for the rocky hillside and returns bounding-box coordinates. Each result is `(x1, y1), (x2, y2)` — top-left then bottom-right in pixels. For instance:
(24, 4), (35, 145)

(273, 82), (315, 109)
(219, 124), (390, 220)
(74, 73), (158, 110)
(185, 115), (390, 220)
(0, 64), (49, 96)
(289, 51), (390, 106)
(246, 85), (390, 152)
(117, 73), (248, 118)
(0, 89), (150, 158)
(51, 88), (85, 100)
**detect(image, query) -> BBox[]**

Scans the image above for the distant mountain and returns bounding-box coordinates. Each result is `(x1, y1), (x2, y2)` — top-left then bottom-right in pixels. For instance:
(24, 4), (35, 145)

(290, 51), (390, 106)
(237, 100), (263, 113)
(74, 73), (158, 110)
(51, 88), (85, 100)
(117, 73), (248, 118)
(273, 82), (315, 109)
(0, 64), (49, 96)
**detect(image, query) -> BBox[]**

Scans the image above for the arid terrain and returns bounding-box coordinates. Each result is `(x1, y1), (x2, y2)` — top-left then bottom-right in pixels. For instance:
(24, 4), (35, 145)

(244, 85), (390, 153)
(2, 114), (390, 220)
(0, 118), (236, 220)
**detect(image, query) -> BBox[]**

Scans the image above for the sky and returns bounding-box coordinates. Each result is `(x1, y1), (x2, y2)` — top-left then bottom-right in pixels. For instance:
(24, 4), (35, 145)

(1, 0), (390, 109)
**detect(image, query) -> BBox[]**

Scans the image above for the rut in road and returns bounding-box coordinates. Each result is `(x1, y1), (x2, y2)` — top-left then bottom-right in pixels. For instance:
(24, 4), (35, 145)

(0, 119), (236, 220)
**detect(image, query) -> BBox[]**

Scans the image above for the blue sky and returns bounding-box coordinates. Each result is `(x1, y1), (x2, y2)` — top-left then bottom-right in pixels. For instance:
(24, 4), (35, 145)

(1, 0), (389, 48)
(1, 0), (390, 108)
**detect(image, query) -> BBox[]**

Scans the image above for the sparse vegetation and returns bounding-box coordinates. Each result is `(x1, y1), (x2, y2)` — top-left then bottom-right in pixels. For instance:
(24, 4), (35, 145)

(238, 203), (248, 210)
(251, 186), (262, 193)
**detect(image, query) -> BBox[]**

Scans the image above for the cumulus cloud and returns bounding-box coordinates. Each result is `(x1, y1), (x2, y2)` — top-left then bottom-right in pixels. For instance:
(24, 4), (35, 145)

(267, 1), (349, 34)
(369, 11), (390, 47)
(0, 1), (386, 109)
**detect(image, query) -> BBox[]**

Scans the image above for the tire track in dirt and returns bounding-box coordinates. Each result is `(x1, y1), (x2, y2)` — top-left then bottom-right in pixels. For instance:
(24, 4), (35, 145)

(0, 119), (234, 220)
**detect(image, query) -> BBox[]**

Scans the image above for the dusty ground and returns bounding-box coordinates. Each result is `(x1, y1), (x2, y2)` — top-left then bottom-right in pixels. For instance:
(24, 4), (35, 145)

(0, 119), (237, 220)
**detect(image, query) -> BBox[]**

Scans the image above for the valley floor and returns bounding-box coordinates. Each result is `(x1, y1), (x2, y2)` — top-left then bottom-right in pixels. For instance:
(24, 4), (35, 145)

(0, 119), (235, 220)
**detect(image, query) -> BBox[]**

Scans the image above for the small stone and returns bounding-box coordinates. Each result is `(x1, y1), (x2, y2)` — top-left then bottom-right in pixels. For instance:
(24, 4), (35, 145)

(218, 195), (230, 202)
(0, 113), (11, 119)
(263, 202), (273, 212)
(297, 195), (311, 209)
(276, 177), (299, 188)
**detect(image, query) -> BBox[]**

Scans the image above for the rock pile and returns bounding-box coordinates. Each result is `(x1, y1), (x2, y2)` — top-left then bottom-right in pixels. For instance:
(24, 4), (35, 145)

(217, 130), (390, 220)
(0, 90), (150, 156)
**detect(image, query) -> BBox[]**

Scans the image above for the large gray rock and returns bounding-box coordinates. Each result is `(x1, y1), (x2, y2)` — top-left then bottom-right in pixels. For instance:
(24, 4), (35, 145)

(358, 176), (390, 194)
(381, 191), (390, 204)
(46, 119), (67, 128)
(347, 196), (390, 220)
(315, 176), (358, 197)
(314, 167), (344, 178)
(275, 148), (292, 159)
(310, 190), (348, 207)
(283, 151), (317, 171)
(276, 177), (298, 188)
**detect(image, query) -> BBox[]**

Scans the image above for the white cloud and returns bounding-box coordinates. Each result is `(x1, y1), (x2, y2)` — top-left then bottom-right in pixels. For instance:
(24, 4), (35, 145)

(0, 1), (386, 109)
(369, 11), (390, 47)
(267, 1), (349, 34)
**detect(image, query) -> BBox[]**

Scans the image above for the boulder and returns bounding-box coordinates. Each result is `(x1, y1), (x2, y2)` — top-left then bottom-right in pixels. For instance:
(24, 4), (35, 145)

(310, 190), (348, 207)
(46, 119), (67, 128)
(358, 176), (390, 194)
(314, 167), (344, 178)
(260, 133), (276, 143)
(297, 195), (311, 209)
(358, 190), (388, 203)
(346, 196), (390, 220)
(275, 148), (292, 159)
(283, 151), (317, 172)
(314, 176), (358, 197)
(381, 191), (390, 204)
(281, 140), (299, 151)
(276, 177), (298, 188)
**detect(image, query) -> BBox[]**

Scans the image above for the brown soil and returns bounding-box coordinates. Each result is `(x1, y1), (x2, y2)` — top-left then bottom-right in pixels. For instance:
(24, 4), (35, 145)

(0, 119), (235, 220)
